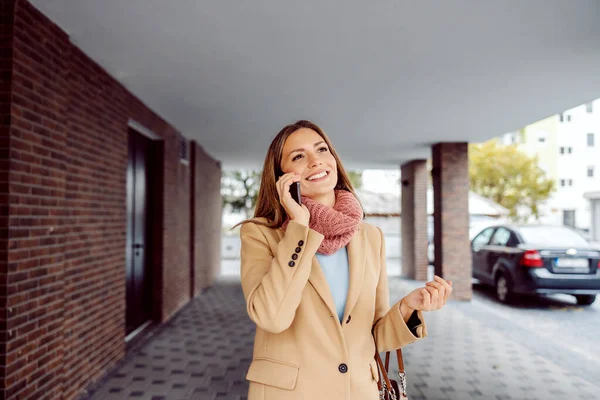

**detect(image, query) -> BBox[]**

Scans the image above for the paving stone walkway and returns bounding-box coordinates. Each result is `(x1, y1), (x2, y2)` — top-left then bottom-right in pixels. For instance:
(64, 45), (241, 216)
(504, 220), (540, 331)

(80, 275), (599, 400)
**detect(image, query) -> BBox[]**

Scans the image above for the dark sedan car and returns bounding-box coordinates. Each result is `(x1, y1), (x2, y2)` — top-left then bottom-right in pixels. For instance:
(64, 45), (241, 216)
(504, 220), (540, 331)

(471, 224), (600, 305)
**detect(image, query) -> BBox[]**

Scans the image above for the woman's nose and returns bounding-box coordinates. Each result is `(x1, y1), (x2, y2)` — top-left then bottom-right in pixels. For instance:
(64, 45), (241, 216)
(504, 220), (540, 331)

(308, 157), (322, 168)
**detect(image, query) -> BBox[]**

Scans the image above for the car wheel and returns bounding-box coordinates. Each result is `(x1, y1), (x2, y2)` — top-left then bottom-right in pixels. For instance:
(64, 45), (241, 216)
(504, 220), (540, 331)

(575, 295), (596, 306)
(495, 273), (514, 304)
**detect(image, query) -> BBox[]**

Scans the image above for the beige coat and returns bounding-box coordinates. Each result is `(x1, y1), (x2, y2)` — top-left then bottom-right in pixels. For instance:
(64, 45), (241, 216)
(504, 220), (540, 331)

(240, 218), (427, 400)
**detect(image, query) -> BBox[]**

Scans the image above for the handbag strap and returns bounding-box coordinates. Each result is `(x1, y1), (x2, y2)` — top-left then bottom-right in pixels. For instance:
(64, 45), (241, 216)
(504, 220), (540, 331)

(383, 349), (406, 374)
(375, 359), (383, 392)
(376, 349), (407, 399)
(396, 348), (405, 373)
(375, 351), (394, 395)
(373, 328), (406, 398)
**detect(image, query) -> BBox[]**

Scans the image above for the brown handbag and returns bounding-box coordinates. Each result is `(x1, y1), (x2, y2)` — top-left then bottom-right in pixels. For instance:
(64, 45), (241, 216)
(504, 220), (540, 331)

(374, 349), (408, 400)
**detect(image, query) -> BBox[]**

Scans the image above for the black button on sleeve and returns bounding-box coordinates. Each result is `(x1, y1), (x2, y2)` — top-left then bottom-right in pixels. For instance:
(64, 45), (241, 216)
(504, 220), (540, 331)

(295, 247), (302, 253)
(338, 364), (348, 373)
(291, 253), (298, 260)
(298, 240), (304, 246)
(288, 261), (295, 267)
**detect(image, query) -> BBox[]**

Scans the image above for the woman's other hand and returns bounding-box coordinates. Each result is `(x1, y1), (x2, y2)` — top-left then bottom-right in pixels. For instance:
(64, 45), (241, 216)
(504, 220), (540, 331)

(276, 173), (310, 226)
(400, 275), (453, 314)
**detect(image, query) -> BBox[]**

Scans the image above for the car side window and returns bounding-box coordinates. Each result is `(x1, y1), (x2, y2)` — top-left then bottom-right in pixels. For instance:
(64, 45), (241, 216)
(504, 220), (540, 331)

(490, 228), (511, 247)
(472, 228), (494, 252)
(506, 232), (519, 247)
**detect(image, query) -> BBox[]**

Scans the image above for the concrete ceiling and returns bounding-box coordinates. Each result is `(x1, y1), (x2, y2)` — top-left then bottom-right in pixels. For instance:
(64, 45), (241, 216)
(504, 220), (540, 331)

(30, 0), (600, 168)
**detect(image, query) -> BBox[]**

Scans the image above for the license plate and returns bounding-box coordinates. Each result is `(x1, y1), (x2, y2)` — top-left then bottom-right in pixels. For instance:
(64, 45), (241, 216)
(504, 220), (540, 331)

(554, 258), (588, 268)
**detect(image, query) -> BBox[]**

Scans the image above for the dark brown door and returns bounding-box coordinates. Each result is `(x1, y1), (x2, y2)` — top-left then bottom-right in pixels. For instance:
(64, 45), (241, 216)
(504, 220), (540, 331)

(126, 130), (152, 334)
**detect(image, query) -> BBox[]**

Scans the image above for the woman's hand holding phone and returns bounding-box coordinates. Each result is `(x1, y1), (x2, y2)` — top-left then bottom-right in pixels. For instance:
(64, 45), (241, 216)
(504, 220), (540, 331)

(276, 173), (310, 226)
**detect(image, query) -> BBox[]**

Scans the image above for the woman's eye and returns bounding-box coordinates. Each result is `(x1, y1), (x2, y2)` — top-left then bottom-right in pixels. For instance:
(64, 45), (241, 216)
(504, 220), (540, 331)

(292, 154), (303, 161)
(318, 147), (328, 152)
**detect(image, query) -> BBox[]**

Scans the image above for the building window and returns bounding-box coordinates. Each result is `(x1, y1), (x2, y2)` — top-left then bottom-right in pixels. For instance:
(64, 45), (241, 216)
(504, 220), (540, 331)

(560, 147), (573, 154)
(560, 179), (574, 187)
(539, 137), (546, 143)
(588, 133), (595, 147)
(588, 166), (595, 178)
(559, 113), (572, 122)
(586, 103), (593, 113)
(563, 210), (576, 228)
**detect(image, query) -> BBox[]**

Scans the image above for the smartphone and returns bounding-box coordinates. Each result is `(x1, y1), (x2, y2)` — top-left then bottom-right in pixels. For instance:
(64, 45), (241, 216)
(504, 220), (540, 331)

(290, 182), (302, 205)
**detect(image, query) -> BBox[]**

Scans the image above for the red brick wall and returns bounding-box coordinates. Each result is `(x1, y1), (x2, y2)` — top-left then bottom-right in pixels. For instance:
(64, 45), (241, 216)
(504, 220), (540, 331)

(0, 1), (16, 397)
(6, 2), (70, 398)
(160, 133), (192, 320)
(0, 2), (223, 399)
(62, 48), (126, 400)
(432, 142), (471, 300)
(192, 143), (222, 296)
(401, 160), (428, 281)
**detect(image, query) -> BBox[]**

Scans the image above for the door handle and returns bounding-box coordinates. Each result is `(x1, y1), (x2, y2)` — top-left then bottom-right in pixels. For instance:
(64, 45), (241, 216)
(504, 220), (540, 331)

(134, 243), (144, 256)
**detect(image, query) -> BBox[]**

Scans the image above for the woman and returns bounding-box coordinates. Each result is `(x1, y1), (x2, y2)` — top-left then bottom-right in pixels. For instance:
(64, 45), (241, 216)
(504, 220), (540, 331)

(238, 120), (452, 400)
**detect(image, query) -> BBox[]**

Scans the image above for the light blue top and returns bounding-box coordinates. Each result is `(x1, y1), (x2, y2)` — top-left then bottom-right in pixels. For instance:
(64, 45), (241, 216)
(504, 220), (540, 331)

(316, 247), (349, 323)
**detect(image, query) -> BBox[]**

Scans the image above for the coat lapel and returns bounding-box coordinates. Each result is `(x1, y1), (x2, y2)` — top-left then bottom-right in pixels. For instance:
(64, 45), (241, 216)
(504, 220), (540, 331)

(277, 224), (367, 323)
(275, 227), (338, 318)
(342, 225), (366, 323)
(308, 257), (339, 320)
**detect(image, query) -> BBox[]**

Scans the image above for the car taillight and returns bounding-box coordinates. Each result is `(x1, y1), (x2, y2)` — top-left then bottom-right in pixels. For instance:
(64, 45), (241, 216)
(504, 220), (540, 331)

(520, 250), (544, 267)
(597, 260), (600, 269)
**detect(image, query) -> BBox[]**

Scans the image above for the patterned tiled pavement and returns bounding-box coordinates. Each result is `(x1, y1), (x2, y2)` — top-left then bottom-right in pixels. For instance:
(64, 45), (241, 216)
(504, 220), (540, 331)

(80, 275), (600, 400)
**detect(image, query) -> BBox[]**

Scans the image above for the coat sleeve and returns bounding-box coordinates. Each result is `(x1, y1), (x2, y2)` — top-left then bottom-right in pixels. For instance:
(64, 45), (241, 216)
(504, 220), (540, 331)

(240, 220), (324, 334)
(372, 227), (428, 353)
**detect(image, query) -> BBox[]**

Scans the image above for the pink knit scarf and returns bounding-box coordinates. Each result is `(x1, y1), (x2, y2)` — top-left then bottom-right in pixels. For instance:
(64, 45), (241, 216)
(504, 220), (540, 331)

(282, 190), (363, 255)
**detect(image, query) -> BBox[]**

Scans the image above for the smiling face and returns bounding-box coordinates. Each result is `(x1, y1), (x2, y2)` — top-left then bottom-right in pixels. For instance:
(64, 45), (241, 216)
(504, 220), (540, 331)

(248, 120), (363, 227)
(280, 127), (339, 204)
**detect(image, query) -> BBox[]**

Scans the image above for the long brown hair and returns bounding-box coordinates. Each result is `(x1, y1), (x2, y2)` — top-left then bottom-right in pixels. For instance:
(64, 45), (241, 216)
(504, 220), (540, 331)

(236, 120), (363, 229)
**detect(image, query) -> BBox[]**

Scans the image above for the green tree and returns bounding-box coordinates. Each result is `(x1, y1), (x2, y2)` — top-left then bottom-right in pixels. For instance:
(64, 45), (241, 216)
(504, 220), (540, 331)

(221, 170), (262, 218)
(469, 139), (555, 222)
(348, 171), (363, 189)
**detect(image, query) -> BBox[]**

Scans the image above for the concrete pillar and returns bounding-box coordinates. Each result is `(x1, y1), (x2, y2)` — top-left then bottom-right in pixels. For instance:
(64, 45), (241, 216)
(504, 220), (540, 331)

(400, 160), (428, 281)
(432, 143), (472, 300)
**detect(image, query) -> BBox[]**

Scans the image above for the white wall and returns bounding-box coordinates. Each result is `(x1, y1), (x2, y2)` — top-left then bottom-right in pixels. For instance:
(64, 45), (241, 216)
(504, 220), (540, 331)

(514, 99), (600, 231)
(553, 101), (600, 230)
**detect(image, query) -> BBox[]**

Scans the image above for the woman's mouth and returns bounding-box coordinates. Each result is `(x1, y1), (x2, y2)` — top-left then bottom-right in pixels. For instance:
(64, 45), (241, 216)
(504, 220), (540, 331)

(306, 171), (329, 182)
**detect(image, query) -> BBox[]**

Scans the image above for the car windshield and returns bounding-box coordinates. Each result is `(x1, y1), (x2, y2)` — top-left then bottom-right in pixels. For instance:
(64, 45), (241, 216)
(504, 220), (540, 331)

(517, 226), (590, 247)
